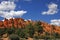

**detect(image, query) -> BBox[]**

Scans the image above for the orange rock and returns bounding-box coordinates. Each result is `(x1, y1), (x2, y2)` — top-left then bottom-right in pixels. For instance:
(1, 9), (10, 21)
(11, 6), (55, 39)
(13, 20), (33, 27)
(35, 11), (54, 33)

(3, 18), (8, 28)
(0, 18), (60, 34)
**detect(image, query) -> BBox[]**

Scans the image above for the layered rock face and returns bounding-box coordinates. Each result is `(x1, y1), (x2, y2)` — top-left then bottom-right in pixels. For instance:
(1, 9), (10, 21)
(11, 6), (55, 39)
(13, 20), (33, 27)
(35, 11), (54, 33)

(0, 18), (33, 28)
(0, 18), (60, 34)
(40, 21), (60, 34)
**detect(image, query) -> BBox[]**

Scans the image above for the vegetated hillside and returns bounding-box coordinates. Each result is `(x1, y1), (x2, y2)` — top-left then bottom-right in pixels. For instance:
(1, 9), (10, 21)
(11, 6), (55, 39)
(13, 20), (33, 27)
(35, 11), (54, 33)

(0, 18), (60, 34)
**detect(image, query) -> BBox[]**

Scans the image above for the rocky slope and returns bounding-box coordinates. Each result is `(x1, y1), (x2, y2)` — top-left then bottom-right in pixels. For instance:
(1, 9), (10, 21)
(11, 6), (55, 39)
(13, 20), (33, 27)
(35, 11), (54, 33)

(0, 18), (60, 34)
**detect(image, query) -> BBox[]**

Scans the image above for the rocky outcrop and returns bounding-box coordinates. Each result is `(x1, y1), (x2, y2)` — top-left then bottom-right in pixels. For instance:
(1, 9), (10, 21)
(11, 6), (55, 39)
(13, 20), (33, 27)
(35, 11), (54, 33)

(0, 18), (60, 34)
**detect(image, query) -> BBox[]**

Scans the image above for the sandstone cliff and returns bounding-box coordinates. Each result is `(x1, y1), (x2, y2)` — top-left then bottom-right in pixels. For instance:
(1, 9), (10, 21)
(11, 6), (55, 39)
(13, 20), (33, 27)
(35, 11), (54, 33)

(0, 18), (60, 34)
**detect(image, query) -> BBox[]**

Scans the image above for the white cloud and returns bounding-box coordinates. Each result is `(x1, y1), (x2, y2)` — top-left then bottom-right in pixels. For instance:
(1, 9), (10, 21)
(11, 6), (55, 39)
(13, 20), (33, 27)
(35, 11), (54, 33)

(42, 3), (58, 15)
(8, 0), (16, 1)
(0, 10), (27, 19)
(0, 0), (18, 2)
(28, 19), (32, 21)
(24, 0), (31, 1)
(0, 1), (16, 11)
(0, 1), (27, 19)
(50, 19), (60, 26)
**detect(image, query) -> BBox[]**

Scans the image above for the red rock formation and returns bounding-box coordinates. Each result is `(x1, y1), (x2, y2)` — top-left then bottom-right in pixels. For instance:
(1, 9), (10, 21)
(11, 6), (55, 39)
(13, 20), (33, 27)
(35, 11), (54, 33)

(3, 18), (8, 28)
(13, 18), (18, 28)
(8, 18), (13, 28)
(0, 18), (60, 34)
(0, 21), (4, 28)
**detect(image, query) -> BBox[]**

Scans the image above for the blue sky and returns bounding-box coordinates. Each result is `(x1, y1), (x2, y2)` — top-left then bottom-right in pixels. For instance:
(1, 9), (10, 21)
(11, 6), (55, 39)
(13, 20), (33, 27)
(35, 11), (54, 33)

(0, 0), (60, 26)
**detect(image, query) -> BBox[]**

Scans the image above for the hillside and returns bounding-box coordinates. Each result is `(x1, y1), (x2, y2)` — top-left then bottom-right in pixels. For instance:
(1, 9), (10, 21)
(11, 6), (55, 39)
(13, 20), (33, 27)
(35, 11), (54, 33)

(0, 18), (60, 34)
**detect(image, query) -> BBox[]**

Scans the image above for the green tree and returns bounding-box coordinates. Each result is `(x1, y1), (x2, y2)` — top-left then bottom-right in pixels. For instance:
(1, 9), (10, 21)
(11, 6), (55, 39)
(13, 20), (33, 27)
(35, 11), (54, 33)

(16, 28), (26, 38)
(26, 23), (35, 38)
(0, 28), (7, 36)
(29, 26), (35, 38)
(7, 27), (15, 35)
(53, 33), (60, 38)
(34, 21), (43, 34)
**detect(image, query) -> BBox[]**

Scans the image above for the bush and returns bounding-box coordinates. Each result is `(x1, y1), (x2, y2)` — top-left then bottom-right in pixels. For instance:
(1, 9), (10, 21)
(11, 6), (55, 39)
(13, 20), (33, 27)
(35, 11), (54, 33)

(7, 27), (15, 35)
(53, 33), (60, 38)
(9, 34), (20, 40)
(0, 28), (6, 36)
(34, 22), (43, 34)
(15, 28), (26, 38)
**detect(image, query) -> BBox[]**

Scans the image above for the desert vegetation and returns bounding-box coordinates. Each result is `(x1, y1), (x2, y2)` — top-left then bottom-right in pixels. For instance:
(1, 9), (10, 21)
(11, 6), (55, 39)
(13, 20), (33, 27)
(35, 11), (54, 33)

(0, 18), (60, 40)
